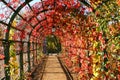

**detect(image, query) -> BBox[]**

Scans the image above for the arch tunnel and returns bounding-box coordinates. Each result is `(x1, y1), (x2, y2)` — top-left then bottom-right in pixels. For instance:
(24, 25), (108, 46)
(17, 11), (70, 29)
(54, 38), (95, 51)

(0, 0), (120, 80)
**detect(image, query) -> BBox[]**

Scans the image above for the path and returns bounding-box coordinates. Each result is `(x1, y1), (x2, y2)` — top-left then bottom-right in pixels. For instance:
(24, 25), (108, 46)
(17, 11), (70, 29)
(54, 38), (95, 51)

(32, 55), (67, 80)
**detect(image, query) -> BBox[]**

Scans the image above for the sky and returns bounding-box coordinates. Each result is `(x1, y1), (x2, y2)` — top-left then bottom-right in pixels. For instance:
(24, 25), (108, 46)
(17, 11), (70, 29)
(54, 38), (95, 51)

(29, 0), (41, 6)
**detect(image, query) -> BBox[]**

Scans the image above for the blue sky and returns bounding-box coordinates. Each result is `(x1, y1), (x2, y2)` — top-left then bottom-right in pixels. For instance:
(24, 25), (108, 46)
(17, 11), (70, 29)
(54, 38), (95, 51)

(29, 0), (41, 6)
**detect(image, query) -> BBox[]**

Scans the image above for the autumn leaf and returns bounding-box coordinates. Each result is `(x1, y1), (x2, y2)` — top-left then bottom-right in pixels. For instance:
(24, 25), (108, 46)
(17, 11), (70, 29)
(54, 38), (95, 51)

(0, 54), (5, 60)
(0, 14), (4, 18)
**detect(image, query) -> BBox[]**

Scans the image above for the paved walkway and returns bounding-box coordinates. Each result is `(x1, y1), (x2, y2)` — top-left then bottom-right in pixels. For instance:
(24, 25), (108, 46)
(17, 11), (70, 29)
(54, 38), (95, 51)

(42, 55), (67, 80)
(31, 55), (67, 80)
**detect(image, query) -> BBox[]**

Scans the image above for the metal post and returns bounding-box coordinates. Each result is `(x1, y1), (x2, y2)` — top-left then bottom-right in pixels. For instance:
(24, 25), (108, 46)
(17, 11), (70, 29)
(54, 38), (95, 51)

(27, 42), (31, 72)
(19, 42), (24, 79)
(3, 41), (10, 80)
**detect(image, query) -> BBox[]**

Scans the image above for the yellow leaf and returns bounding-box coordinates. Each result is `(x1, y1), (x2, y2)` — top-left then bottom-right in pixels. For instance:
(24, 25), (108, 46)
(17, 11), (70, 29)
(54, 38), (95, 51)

(12, 19), (17, 27)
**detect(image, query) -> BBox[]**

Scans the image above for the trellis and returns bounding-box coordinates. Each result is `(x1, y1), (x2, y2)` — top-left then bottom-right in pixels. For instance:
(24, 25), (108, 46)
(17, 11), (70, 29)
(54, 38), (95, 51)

(0, 0), (120, 80)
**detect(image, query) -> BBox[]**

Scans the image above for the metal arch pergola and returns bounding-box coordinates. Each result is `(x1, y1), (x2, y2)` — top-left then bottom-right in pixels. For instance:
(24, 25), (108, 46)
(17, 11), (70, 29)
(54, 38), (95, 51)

(0, 0), (51, 79)
(0, 0), (66, 79)
(0, 0), (113, 80)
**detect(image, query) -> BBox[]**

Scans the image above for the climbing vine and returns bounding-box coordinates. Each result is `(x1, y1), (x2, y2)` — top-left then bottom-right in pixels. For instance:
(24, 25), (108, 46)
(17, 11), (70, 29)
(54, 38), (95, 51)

(0, 0), (120, 80)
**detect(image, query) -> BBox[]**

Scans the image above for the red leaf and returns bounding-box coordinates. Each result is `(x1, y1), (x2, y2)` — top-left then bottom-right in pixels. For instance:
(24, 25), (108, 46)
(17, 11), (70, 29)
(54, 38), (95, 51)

(22, 3), (25, 7)
(20, 30), (25, 39)
(117, 74), (120, 79)
(4, 29), (8, 33)
(74, 2), (81, 8)
(0, 14), (4, 18)
(117, 0), (120, 6)
(7, 3), (11, 7)
(0, 54), (5, 60)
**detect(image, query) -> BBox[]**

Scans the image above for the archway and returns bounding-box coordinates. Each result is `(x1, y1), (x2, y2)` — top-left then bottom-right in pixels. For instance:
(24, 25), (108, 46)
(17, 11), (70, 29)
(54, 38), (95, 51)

(0, 0), (119, 80)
